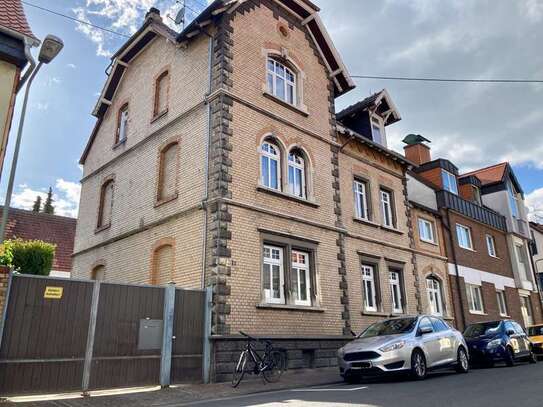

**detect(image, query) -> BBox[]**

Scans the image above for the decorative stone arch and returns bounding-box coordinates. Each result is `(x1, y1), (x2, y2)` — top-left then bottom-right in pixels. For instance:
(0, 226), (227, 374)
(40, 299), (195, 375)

(149, 237), (176, 285)
(152, 65), (171, 119)
(90, 259), (107, 281)
(257, 132), (288, 189)
(422, 265), (448, 315)
(261, 46), (308, 112)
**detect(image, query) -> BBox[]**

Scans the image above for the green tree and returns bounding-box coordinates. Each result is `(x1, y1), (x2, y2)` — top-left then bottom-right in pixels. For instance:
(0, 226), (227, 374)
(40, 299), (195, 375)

(42, 187), (55, 214)
(32, 195), (42, 212)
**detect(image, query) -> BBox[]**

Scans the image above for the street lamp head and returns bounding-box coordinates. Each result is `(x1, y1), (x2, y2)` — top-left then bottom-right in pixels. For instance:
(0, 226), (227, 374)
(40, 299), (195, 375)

(38, 35), (64, 64)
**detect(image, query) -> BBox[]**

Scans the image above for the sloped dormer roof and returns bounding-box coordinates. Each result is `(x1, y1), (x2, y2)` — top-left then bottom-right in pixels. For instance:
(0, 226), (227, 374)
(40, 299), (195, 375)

(336, 89), (401, 126)
(462, 162), (523, 197)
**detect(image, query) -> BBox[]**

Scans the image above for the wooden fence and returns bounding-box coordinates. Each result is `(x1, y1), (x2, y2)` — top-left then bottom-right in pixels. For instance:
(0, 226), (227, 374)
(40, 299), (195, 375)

(0, 273), (211, 396)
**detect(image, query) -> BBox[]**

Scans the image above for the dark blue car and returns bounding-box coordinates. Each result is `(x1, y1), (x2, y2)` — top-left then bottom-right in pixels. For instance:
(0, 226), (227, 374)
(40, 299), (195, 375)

(463, 320), (537, 367)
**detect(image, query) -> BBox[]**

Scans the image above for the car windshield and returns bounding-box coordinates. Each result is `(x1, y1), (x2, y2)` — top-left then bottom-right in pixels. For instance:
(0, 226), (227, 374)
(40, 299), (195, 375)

(528, 325), (543, 336)
(464, 321), (501, 338)
(359, 318), (417, 338)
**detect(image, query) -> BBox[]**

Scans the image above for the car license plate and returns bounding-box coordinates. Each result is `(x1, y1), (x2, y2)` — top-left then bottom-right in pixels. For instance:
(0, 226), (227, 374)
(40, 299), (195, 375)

(351, 361), (372, 369)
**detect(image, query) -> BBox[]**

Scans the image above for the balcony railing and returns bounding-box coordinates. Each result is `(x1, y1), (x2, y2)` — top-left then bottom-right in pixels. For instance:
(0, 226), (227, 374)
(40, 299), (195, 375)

(436, 190), (507, 231)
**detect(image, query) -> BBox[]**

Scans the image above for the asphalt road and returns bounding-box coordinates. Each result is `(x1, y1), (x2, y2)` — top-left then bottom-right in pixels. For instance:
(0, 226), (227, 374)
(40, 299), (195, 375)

(178, 361), (543, 407)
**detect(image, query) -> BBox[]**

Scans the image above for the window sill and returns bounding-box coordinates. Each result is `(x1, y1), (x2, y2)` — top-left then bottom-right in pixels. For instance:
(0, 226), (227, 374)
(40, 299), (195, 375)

(154, 192), (178, 208)
(94, 223), (111, 234)
(112, 139), (126, 150)
(256, 303), (325, 312)
(468, 310), (486, 316)
(151, 109), (168, 124)
(353, 218), (404, 235)
(459, 246), (476, 252)
(257, 185), (319, 208)
(361, 310), (389, 317)
(420, 239), (439, 247)
(262, 91), (309, 117)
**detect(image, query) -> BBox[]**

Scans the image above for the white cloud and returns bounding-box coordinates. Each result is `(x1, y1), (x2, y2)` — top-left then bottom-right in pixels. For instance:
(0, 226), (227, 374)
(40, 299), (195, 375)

(73, 7), (112, 57)
(34, 102), (49, 111)
(11, 179), (81, 218)
(67, 63), (77, 69)
(526, 187), (543, 222)
(521, 0), (543, 22)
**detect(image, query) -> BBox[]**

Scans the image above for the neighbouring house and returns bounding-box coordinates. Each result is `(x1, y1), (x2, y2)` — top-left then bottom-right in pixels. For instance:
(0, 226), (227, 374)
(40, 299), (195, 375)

(73, 0), (458, 380)
(463, 163), (542, 326)
(0, 0), (39, 178)
(3, 206), (76, 277)
(404, 137), (542, 329)
(529, 222), (543, 301)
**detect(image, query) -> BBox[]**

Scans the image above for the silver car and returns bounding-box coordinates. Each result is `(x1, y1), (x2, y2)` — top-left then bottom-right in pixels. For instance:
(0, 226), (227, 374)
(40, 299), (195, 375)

(338, 315), (469, 381)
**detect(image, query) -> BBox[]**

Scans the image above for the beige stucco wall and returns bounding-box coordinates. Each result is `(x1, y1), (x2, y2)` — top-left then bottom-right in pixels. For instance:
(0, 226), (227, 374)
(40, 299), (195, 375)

(0, 60), (18, 177)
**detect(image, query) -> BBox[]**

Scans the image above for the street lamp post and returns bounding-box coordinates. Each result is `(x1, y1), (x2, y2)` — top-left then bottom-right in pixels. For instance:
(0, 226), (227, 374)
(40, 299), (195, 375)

(0, 35), (64, 244)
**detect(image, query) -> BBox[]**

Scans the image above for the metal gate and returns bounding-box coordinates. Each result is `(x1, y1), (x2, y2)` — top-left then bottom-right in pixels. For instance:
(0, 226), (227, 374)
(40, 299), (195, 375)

(0, 274), (210, 396)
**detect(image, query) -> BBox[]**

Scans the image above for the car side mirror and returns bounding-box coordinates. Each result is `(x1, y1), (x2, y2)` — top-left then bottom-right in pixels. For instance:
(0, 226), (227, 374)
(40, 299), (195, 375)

(506, 329), (515, 336)
(419, 326), (433, 335)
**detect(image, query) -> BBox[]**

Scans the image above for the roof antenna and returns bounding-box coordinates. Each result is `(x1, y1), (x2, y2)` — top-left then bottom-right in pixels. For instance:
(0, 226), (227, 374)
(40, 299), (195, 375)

(167, 0), (186, 29)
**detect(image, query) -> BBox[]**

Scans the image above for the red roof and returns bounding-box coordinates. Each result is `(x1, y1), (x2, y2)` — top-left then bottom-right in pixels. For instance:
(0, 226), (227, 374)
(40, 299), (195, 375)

(0, 0), (38, 41)
(462, 162), (508, 186)
(3, 207), (76, 273)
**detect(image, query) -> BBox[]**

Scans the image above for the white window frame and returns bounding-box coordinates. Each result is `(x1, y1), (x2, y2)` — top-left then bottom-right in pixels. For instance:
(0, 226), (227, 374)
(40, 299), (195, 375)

(426, 277), (443, 316)
(380, 189), (394, 228)
(291, 250), (311, 306)
(262, 245), (285, 304)
(515, 244), (529, 281)
(362, 264), (377, 312)
(520, 295), (534, 326)
(370, 116), (385, 145)
(389, 271), (403, 314)
(466, 284), (484, 314)
(442, 169), (458, 194)
(288, 151), (306, 198)
(267, 58), (296, 105)
(354, 180), (369, 220)
(508, 182), (519, 218)
(486, 234), (497, 257)
(456, 224), (473, 250)
(496, 290), (508, 316)
(260, 141), (281, 190)
(418, 218), (436, 244)
(117, 105), (128, 143)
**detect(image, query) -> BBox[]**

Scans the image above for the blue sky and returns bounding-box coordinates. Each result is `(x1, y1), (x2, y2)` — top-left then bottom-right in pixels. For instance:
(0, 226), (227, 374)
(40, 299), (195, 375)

(3, 0), (543, 220)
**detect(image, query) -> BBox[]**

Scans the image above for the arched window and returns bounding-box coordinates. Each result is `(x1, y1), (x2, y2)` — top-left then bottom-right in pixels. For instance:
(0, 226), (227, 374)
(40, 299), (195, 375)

(426, 277), (443, 316)
(151, 244), (174, 285)
(157, 142), (178, 201)
(267, 58), (296, 105)
(260, 140), (280, 190)
(91, 265), (105, 281)
(97, 179), (114, 229)
(288, 149), (306, 198)
(154, 70), (169, 117)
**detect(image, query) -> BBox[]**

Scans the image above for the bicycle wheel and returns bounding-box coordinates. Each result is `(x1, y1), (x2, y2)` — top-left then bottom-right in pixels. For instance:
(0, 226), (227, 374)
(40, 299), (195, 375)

(262, 350), (287, 383)
(232, 350), (248, 388)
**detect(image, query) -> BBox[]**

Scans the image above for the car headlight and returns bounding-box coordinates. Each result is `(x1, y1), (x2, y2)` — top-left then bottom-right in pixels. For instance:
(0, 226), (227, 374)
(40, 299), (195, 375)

(379, 340), (406, 352)
(486, 339), (502, 349)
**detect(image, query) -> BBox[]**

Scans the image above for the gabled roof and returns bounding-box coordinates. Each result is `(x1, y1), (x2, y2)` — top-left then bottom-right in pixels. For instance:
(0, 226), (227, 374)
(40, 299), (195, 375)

(2, 206), (76, 272)
(337, 123), (413, 168)
(0, 0), (39, 44)
(336, 89), (401, 126)
(462, 162), (523, 197)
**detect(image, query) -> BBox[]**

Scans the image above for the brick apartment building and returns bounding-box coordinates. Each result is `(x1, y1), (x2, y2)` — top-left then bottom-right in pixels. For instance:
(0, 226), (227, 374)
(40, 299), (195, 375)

(530, 222), (543, 298)
(73, 0), (453, 378)
(404, 138), (542, 329)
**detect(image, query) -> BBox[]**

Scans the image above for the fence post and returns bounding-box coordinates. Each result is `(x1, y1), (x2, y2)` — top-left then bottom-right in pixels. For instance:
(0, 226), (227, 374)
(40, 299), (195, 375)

(202, 286), (213, 384)
(81, 281), (101, 396)
(0, 269), (13, 351)
(160, 283), (176, 388)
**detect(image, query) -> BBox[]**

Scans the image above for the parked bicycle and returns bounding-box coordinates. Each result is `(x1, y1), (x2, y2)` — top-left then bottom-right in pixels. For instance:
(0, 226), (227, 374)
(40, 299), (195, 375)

(231, 331), (287, 387)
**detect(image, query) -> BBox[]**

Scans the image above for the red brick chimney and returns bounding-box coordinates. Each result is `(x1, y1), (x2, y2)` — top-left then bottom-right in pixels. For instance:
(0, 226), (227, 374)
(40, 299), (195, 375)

(402, 134), (431, 166)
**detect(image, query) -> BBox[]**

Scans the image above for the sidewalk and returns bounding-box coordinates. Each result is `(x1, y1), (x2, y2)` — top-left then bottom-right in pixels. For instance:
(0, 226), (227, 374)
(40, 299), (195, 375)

(4, 367), (342, 407)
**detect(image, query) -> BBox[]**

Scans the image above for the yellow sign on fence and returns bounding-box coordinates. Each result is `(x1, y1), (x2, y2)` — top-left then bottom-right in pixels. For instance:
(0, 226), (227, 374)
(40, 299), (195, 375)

(44, 286), (63, 299)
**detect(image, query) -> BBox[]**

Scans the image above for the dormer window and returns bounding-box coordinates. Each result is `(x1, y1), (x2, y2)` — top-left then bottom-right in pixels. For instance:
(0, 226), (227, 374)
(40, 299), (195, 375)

(441, 169), (458, 194)
(508, 182), (519, 218)
(267, 58), (296, 105)
(473, 186), (482, 205)
(371, 116), (385, 145)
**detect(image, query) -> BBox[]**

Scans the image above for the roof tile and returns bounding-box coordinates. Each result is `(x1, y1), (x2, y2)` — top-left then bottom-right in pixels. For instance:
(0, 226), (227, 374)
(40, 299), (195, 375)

(0, 0), (38, 41)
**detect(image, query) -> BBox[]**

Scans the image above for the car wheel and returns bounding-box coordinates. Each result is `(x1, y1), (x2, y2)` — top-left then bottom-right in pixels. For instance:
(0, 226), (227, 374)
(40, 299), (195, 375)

(505, 347), (515, 367)
(455, 347), (469, 373)
(410, 349), (427, 380)
(528, 349), (537, 364)
(344, 374), (360, 384)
